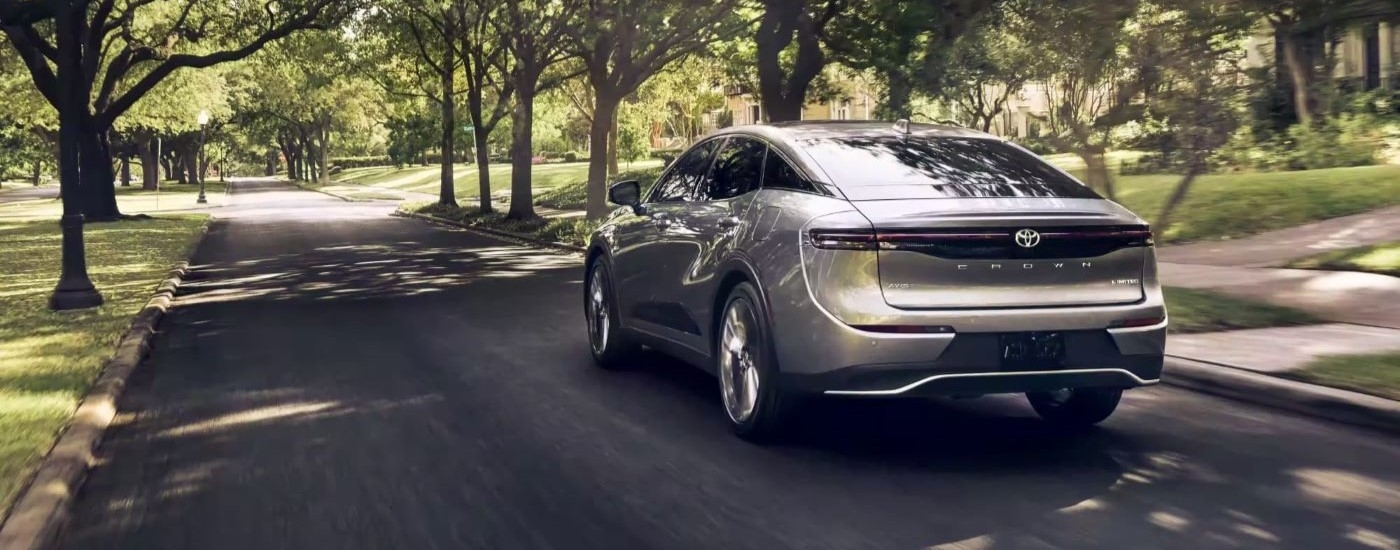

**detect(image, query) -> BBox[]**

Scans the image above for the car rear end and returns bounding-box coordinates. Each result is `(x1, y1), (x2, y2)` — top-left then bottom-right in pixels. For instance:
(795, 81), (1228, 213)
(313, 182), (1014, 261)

(777, 131), (1166, 397)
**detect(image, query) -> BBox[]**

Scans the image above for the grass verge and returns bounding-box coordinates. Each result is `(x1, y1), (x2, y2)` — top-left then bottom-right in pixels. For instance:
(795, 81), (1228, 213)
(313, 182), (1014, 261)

(1111, 165), (1400, 244)
(1164, 287), (1320, 334)
(0, 215), (208, 513)
(534, 168), (664, 210)
(398, 202), (599, 249)
(1282, 352), (1400, 401)
(1282, 241), (1400, 277)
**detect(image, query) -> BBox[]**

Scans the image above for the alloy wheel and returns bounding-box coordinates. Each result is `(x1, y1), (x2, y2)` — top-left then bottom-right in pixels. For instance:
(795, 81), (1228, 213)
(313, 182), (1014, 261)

(719, 299), (761, 423)
(587, 266), (610, 355)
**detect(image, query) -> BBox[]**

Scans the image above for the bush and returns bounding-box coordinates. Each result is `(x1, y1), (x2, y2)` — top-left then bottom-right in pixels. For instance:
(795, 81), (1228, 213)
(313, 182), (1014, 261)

(1283, 121), (1378, 170)
(1015, 137), (1060, 156)
(564, 151), (578, 163)
(330, 156), (393, 169)
(651, 148), (683, 166)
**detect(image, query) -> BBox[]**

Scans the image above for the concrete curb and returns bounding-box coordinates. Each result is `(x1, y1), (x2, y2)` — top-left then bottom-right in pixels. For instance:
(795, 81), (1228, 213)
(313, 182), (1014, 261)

(393, 210), (586, 254)
(1164, 356), (1400, 435)
(0, 242), (205, 549)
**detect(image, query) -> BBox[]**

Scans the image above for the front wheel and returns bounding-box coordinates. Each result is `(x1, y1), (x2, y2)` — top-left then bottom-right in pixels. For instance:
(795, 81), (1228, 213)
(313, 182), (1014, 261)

(585, 259), (637, 369)
(1026, 387), (1122, 427)
(717, 282), (795, 441)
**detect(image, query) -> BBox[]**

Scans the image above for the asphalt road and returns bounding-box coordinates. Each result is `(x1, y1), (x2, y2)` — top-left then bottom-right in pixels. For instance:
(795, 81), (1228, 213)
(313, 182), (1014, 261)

(60, 180), (1400, 550)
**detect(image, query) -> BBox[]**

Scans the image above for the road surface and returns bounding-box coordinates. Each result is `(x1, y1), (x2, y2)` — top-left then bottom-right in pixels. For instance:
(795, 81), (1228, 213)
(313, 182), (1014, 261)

(60, 180), (1400, 550)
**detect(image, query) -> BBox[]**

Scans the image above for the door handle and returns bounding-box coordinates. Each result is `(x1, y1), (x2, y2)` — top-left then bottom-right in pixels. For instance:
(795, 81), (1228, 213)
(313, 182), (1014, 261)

(717, 216), (741, 229)
(650, 213), (671, 230)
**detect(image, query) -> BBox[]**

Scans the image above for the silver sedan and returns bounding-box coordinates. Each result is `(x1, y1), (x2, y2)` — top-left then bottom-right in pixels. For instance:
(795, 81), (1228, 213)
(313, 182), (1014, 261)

(584, 121), (1167, 441)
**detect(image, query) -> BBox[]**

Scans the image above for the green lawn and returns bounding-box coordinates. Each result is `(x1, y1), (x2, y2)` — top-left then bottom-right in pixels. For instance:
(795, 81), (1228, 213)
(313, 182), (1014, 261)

(1282, 241), (1400, 277)
(1111, 165), (1400, 244)
(0, 215), (208, 513)
(333, 159), (665, 200)
(1284, 352), (1400, 401)
(0, 181), (228, 220)
(1164, 287), (1320, 334)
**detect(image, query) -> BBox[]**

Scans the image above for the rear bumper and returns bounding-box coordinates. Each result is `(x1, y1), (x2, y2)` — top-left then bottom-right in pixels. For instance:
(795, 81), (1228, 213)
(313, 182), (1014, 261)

(778, 321), (1167, 397)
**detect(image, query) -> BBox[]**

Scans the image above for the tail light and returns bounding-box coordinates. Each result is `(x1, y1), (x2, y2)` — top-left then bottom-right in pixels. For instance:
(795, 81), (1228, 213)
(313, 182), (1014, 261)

(808, 229), (877, 250)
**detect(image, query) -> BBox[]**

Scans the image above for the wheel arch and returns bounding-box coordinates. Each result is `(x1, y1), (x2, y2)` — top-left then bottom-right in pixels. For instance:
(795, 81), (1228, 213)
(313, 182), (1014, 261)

(709, 256), (769, 356)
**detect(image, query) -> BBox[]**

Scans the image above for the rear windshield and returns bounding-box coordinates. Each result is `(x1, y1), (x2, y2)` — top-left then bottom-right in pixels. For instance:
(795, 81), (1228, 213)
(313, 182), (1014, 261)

(802, 136), (1101, 199)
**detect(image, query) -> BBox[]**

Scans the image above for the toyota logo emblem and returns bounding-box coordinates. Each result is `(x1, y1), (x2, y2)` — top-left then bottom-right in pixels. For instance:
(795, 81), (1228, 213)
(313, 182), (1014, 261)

(1014, 229), (1041, 248)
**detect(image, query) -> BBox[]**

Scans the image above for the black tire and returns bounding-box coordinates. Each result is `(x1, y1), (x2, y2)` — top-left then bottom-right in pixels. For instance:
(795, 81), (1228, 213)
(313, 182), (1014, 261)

(585, 258), (638, 369)
(716, 282), (796, 442)
(1026, 387), (1122, 427)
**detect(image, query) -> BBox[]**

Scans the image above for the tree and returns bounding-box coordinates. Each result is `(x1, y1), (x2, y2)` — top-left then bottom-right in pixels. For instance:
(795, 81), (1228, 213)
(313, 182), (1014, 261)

(1023, 0), (1150, 199)
(457, 0), (514, 212)
(574, 0), (741, 218)
(492, 0), (582, 219)
(752, 0), (841, 121)
(939, 10), (1042, 132)
(1244, 0), (1398, 126)
(1, 0), (354, 221)
(360, 0), (467, 206)
(826, 0), (997, 119)
(1149, 0), (1252, 231)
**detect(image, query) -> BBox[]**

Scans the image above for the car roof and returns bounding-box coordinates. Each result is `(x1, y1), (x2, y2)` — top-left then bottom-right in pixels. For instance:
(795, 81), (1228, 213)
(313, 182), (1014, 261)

(710, 120), (999, 143)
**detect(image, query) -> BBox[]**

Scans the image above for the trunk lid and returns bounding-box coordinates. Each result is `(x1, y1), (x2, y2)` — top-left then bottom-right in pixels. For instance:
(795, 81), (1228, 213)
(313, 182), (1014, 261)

(849, 197), (1150, 310)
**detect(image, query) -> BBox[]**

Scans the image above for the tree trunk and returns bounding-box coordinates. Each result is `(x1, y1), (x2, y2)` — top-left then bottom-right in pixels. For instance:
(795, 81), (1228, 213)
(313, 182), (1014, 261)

(32, 160), (41, 185)
(319, 127), (331, 184)
(1279, 30), (1314, 126)
(508, 89), (537, 220)
(438, 95), (457, 206)
(474, 127), (493, 213)
(755, 0), (825, 122)
(607, 110), (619, 176)
(183, 153), (199, 187)
(1078, 148), (1117, 201)
(265, 149), (277, 176)
(119, 155), (130, 186)
(1154, 162), (1203, 232)
(79, 124), (120, 220)
(587, 95), (620, 219)
(139, 140), (158, 189)
(883, 69), (913, 120)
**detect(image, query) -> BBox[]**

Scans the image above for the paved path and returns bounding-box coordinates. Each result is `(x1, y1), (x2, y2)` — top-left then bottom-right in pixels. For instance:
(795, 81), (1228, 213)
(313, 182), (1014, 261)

(1159, 205), (1400, 267)
(0, 184), (57, 204)
(1160, 263), (1400, 329)
(58, 180), (1400, 550)
(1169, 324), (1400, 373)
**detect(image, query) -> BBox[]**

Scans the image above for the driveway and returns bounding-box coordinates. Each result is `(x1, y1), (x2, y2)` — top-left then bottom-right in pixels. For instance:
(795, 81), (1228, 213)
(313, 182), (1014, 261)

(59, 180), (1400, 550)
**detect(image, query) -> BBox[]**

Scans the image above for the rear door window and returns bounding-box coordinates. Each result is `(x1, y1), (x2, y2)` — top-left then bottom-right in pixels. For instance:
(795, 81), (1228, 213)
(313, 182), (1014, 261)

(802, 136), (1101, 199)
(650, 139), (721, 202)
(704, 137), (766, 200)
(761, 148), (819, 193)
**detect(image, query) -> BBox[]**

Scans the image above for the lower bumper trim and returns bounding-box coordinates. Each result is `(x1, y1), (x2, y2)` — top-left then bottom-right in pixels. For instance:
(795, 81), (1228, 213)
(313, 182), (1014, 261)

(823, 368), (1160, 396)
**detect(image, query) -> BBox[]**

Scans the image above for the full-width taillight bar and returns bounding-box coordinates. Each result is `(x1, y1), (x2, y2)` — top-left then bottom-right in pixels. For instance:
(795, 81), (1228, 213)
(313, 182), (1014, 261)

(809, 225), (1153, 250)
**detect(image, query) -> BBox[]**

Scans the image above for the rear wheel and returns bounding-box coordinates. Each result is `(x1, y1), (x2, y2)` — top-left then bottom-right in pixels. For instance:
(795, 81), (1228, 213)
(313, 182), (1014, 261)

(717, 282), (794, 441)
(585, 259), (637, 369)
(1026, 387), (1122, 427)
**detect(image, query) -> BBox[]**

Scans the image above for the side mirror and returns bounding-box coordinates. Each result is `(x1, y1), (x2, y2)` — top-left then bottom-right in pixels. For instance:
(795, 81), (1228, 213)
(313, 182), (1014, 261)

(608, 180), (642, 213)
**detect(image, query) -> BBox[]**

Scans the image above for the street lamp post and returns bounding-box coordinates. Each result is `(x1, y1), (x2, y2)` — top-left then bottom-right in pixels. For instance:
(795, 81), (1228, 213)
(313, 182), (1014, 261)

(196, 109), (209, 204)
